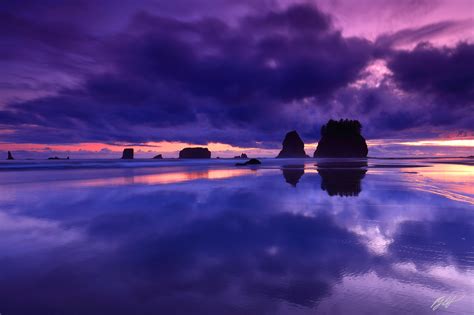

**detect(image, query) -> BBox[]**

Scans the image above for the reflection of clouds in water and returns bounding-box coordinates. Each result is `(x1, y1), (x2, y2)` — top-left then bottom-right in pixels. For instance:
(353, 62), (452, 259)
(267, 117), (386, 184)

(349, 225), (394, 255)
(0, 211), (81, 254)
(317, 270), (472, 315)
(0, 162), (472, 314)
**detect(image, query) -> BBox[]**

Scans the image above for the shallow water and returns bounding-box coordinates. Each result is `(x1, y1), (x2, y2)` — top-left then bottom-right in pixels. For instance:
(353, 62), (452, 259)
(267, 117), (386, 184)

(0, 158), (473, 314)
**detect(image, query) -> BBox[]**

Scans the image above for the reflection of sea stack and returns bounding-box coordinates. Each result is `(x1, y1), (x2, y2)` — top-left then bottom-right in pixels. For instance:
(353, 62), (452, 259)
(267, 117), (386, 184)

(153, 154), (163, 159)
(314, 119), (368, 157)
(7, 151), (14, 160)
(179, 147), (211, 159)
(317, 161), (367, 197)
(121, 148), (134, 159)
(276, 130), (309, 158)
(281, 165), (305, 187)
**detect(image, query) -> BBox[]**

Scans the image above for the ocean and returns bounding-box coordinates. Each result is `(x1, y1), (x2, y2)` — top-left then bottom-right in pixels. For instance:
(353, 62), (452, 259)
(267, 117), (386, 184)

(0, 157), (472, 314)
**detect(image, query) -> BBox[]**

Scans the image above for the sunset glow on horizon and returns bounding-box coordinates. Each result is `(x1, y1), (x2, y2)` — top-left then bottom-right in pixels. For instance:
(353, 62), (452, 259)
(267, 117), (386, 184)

(1, 137), (473, 159)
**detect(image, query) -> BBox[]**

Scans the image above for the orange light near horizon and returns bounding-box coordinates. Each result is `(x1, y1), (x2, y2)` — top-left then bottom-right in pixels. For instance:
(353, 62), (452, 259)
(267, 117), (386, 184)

(404, 163), (474, 205)
(1, 138), (473, 158)
(398, 139), (474, 147)
(367, 139), (474, 148)
(72, 168), (256, 187)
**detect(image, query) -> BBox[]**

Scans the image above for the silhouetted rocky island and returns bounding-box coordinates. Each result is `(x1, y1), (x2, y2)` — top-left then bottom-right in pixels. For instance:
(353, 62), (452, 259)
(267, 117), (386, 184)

(179, 147), (211, 159)
(7, 151), (14, 160)
(276, 130), (309, 158)
(48, 156), (70, 160)
(234, 153), (248, 159)
(153, 154), (163, 159)
(314, 119), (368, 157)
(236, 158), (261, 166)
(121, 148), (134, 159)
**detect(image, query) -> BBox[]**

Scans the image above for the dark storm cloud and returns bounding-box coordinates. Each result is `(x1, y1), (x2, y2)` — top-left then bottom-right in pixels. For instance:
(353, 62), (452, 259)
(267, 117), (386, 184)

(387, 42), (474, 103)
(0, 1), (472, 148)
(0, 3), (374, 145)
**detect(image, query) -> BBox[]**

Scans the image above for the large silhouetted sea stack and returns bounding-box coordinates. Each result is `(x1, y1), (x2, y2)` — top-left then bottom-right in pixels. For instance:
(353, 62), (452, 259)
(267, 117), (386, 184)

(179, 147), (211, 159)
(121, 148), (134, 159)
(314, 119), (368, 157)
(276, 130), (309, 158)
(7, 151), (14, 160)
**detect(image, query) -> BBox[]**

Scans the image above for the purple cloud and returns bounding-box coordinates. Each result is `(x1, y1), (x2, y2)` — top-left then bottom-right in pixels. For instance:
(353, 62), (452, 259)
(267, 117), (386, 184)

(0, 1), (472, 152)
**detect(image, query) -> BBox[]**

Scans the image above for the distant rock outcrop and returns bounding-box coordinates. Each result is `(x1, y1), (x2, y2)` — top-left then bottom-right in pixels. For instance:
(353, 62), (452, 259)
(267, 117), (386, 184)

(7, 151), (14, 160)
(121, 148), (134, 159)
(179, 147), (211, 159)
(236, 158), (261, 166)
(314, 119), (368, 157)
(276, 130), (309, 158)
(48, 156), (69, 160)
(234, 153), (248, 159)
(153, 154), (163, 159)
(281, 165), (305, 187)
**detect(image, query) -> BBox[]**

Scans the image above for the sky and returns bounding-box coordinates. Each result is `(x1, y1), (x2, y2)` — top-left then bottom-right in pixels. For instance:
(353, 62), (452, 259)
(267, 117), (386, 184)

(0, 0), (473, 158)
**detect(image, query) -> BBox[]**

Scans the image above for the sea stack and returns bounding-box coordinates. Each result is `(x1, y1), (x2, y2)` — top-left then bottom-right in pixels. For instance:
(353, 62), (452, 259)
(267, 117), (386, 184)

(7, 151), (14, 160)
(179, 147), (211, 159)
(153, 154), (163, 159)
(276, 130), (308, 158)
(314, 119), (368, 158)
(236, 158), (261, 166)
(121, 148), (134, 159)
(234, 153), (248, 159)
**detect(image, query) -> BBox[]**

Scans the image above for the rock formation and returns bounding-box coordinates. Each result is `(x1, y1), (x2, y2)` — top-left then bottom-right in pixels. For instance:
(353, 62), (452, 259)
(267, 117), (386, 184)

(7, 151), (14, 160)
(276, 130), (309, 158)
(179, 147), (211, 159)
(121, 148), (134, 159)
(48, 156), (69, 160)
(233, 153), (248, 159)
(314, 119), (368, 157)
(153, 154), (163, 159)
(236, 158), (261, 166)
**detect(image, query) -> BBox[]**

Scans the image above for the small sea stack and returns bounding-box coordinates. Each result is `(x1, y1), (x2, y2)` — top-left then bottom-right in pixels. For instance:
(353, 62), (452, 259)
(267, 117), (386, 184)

(236, 158), (261, 166)
(234, 153), (248, 159)
(121, 148), (134, 159)
(7, 151), (14, 160)
(179, 147), (211, 159)
(153, 154), (163, 159)
(314, 119), (368, 158)
(47, 156), (69, 160)
(276, 130), (308, 158)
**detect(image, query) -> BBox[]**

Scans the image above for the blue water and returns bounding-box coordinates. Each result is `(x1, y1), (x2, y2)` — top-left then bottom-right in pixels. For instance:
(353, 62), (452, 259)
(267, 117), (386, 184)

(0, 158), (473, 314)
